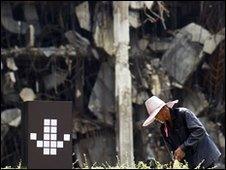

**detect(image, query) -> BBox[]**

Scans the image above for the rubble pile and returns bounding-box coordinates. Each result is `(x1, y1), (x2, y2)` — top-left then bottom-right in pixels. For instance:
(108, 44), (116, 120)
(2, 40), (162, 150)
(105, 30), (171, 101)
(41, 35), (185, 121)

(1, 1), (225, 168)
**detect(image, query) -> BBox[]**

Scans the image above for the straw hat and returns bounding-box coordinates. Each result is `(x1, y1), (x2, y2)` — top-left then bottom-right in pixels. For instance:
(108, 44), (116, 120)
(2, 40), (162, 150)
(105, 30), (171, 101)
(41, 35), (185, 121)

(142, 96), (178, 126)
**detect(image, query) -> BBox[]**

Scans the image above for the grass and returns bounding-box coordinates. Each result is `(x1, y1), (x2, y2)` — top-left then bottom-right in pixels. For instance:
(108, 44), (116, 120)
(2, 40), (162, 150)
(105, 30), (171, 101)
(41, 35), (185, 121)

(76, 154), (216, 169)
(84, 159), (190, 169)
(1, 157), (216, 169)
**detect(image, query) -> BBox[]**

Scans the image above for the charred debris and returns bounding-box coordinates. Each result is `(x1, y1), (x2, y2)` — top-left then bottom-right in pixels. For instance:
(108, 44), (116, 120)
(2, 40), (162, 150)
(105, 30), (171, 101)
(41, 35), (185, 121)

(1, 1), (225, 168)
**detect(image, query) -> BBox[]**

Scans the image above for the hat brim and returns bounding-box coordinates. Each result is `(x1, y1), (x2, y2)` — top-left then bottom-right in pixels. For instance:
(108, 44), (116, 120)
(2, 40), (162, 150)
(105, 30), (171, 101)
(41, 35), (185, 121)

(142, 104), (164, 126)
(166, 100), (179, 108)
(142, 99), (178, 127)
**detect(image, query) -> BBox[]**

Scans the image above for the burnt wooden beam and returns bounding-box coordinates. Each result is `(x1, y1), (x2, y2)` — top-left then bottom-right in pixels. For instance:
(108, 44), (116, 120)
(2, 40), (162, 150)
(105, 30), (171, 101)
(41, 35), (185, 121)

(1, 45), (77, 58)
(73, 58), (84, 119)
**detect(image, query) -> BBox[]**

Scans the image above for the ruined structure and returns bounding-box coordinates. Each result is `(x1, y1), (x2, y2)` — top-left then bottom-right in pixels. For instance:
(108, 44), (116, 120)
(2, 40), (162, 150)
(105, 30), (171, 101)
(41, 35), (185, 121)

(1, 1), (225, 168)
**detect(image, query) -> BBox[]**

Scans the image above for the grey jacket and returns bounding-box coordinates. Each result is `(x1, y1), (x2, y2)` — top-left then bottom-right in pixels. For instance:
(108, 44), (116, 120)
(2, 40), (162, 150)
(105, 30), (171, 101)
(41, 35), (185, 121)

(160, 107), (221, 168)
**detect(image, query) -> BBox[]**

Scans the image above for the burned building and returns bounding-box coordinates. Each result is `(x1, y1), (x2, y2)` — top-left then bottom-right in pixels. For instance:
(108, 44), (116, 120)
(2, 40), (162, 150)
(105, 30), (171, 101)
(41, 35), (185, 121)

(1, 1), (225, 168)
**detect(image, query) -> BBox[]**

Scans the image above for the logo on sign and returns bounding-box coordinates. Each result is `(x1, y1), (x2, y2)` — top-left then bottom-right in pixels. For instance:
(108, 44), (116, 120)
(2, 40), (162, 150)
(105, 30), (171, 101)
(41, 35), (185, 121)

(30, 118), (70, 155)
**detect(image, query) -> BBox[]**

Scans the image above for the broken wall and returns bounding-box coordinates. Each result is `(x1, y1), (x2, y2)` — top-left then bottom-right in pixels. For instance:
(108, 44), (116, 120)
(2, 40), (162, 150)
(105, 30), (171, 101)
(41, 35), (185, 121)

(1, 1), (225, 168)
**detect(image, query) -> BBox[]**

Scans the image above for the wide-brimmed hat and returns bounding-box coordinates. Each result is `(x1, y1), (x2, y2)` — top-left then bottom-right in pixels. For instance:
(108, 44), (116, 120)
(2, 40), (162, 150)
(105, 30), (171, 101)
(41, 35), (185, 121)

(142, 96), (178, 127)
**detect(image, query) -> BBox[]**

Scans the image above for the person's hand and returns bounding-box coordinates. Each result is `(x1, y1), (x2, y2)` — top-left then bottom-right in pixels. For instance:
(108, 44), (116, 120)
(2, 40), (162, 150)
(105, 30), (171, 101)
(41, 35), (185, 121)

(174, 147), (185, 161)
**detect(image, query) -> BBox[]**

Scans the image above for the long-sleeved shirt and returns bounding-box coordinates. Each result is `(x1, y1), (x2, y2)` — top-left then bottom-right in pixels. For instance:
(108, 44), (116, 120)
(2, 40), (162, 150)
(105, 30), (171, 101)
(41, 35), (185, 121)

(160, 107), (221, 169)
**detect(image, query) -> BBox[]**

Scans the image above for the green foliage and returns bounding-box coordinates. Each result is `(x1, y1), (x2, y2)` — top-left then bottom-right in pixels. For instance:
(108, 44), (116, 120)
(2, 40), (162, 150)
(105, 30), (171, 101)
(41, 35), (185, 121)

(1, 160), (27, 169)
(2, 157), (214, 169)
(78, 157), (191, 169)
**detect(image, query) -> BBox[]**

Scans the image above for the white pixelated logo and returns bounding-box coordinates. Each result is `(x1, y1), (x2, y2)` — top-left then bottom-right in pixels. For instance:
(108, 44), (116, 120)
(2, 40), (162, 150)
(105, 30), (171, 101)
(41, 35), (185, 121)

(30, 119), (70, 155)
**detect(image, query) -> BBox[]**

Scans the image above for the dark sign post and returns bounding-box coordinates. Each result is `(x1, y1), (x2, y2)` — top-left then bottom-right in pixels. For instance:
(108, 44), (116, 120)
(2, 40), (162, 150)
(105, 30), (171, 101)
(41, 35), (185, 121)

(22, 101), (72, 169)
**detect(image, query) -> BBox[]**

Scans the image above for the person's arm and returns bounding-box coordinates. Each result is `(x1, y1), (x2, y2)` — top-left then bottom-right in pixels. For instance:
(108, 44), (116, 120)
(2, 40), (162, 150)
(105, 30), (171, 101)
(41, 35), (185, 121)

(179, 109), (206, 152)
